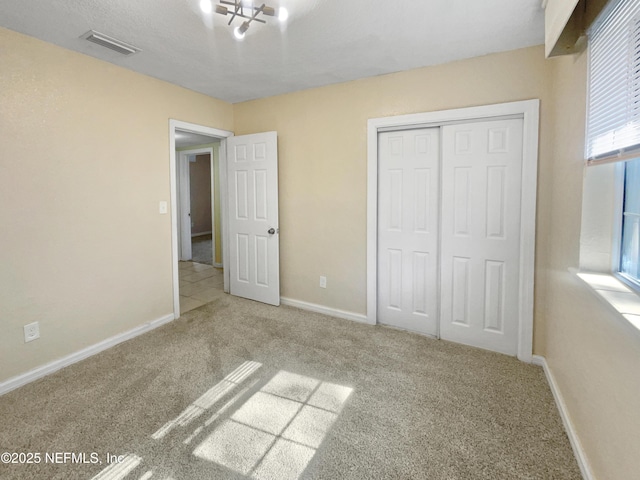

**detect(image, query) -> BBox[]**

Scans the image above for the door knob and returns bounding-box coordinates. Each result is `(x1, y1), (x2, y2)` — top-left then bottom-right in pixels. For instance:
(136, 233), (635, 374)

(268, 228), (276, 235)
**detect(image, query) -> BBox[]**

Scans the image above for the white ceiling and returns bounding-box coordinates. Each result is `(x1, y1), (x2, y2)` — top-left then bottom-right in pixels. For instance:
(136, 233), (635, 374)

(0, 0), (545, 104)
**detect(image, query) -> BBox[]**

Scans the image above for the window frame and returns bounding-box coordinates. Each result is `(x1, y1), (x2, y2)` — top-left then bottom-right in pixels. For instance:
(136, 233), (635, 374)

(575, 0), (640, 337)
(611, 162), (625, 273)
(584, 0), (640, 292)
(614, 159), (640, 291)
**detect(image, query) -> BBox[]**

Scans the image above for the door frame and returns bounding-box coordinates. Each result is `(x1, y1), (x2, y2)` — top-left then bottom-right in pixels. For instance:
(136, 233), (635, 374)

(366, 100), (540, 362)
(178, 147), (214, 262)
(169, 119), (233, 318)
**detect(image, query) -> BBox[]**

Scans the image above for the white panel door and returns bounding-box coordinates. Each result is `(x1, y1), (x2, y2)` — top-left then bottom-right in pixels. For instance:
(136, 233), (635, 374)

(377, 128), (440, 336)
(227, 132), (280, 306)
(440, 119), (524, 355)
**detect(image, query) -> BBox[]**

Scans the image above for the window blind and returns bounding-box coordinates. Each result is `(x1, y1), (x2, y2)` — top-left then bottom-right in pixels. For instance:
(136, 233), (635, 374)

(587, 0), (640, 164)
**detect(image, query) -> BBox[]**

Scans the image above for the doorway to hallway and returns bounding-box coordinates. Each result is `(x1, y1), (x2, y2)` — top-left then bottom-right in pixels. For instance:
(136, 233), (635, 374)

(178, 261), (224, 314)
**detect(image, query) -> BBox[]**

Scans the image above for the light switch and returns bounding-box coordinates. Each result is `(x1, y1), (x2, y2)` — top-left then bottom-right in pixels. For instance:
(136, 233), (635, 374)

(159, 201), (168, 214)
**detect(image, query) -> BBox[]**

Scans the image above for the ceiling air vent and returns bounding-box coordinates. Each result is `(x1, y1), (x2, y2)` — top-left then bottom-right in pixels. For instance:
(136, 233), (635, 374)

(80, 30), (141, 56)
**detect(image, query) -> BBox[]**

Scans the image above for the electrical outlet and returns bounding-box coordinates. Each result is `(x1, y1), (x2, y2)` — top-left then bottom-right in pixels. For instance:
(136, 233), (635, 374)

(24, 322), (40, 343)
(319, 276), (327, 288)
(159, 201), (168, 214)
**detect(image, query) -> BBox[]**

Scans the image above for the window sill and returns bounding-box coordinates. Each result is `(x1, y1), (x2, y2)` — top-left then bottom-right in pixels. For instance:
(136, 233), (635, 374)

(570, 268), (640, 334)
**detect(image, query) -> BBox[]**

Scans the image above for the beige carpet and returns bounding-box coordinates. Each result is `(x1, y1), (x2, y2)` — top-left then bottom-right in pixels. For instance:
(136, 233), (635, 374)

(0, 289), (581, 480)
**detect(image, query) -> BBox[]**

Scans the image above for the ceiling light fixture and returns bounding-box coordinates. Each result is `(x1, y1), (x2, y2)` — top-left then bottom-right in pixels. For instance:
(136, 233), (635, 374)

(277, 6), (289, 22)
(199, 0), (213, 14)
(201, 0), (288, 39)
(234, 22), (250, 39)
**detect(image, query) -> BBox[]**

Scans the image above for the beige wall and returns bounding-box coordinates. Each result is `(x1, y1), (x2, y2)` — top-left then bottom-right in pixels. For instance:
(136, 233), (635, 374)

(234, 46), (553, 343)
(190, 154), (213, 235)
(0, 27), (233, 382)
(544, 51), (640, 480)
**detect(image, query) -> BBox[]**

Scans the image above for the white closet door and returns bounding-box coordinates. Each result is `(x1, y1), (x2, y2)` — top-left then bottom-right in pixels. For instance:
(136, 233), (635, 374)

(377, 128), (440, 336)
(440, 119), (524, 355)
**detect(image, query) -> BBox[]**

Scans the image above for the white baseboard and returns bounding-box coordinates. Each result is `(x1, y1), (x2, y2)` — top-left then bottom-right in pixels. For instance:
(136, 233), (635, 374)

(0, 313), (175, 397)
(191, 231), (212, 237)
(213, 262), (223, 268)
(280, 297), (371, 325)
(532, 355), (594, 480)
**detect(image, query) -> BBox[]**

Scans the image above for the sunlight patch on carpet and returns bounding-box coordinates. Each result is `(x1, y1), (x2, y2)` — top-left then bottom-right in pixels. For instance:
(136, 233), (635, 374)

(88, 363), (352, 480)
(193, 370), (353, 479)
(151, 361), (261, 440)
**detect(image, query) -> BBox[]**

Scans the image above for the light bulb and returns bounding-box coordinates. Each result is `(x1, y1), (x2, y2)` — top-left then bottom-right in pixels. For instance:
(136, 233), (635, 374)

(278, 7), (289, 22)
(234, 23), (249, 40)
(199, 0), (213, 14)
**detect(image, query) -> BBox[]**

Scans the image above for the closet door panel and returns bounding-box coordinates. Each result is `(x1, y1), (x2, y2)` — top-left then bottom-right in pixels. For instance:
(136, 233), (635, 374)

(440, 119), (524, 355)
(377, 128), (440, 336)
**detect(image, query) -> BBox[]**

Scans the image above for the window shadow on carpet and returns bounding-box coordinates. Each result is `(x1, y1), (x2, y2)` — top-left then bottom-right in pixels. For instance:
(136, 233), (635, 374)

(90, 362), (353, 480)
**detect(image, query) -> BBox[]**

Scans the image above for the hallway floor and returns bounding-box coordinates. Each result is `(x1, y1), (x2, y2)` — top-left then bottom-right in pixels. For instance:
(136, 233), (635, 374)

(191, 234), (213, 265)
(179, 261), (223, 314)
